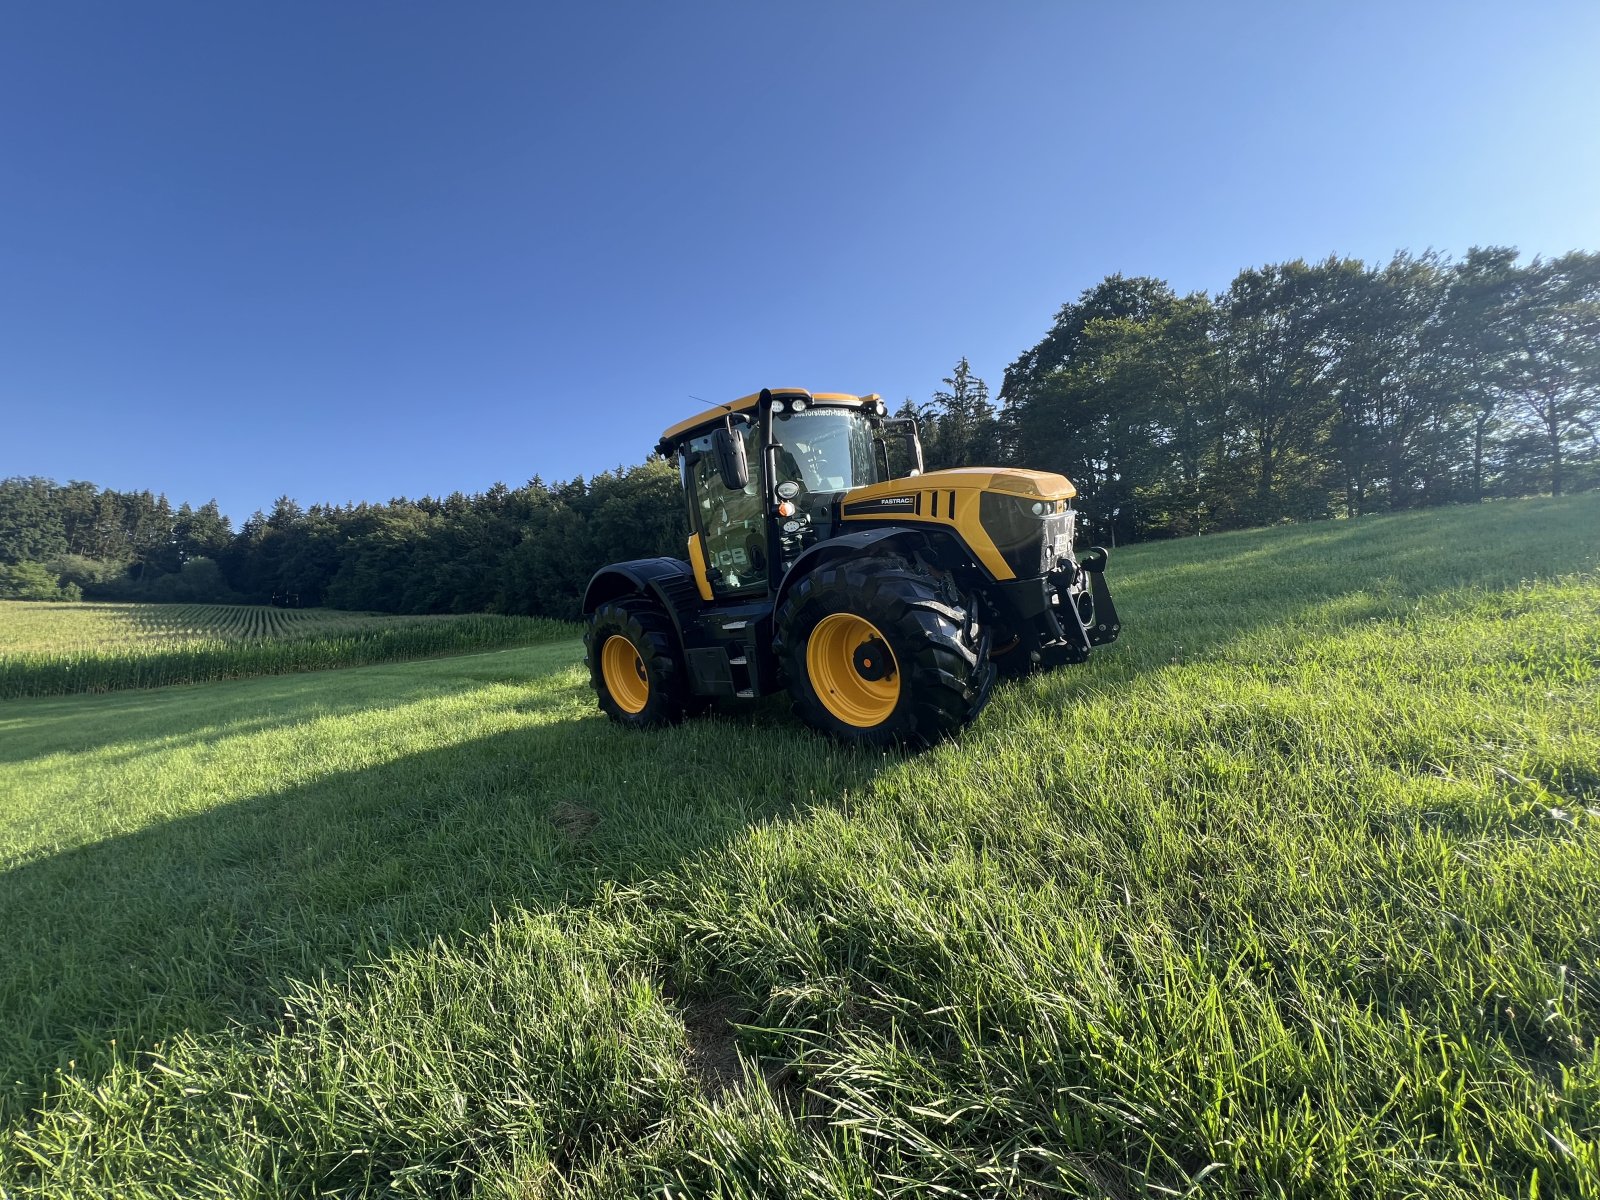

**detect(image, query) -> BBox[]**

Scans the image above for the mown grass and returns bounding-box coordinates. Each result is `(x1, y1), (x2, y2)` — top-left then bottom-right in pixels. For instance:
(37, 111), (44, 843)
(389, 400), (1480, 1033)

(0, 602), (570, 698)
(0, 494), (1597, 1198)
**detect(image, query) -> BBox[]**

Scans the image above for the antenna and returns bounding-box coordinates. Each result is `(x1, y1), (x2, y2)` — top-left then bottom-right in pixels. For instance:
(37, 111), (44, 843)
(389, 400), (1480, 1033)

(684, 393), (741, 422)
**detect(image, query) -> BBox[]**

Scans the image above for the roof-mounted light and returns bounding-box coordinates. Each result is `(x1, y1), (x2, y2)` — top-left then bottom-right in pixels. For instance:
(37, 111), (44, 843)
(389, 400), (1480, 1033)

(771, 399), (787, 414)
(791, 398), (808, 412)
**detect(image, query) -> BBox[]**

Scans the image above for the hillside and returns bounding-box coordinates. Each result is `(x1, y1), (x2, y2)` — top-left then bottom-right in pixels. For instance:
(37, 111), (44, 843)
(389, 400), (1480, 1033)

(1, 495), (1596, 1198)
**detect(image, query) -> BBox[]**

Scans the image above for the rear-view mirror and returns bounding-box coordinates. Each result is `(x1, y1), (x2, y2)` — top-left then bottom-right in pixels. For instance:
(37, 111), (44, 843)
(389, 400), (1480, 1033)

(711, 425), (749, 491)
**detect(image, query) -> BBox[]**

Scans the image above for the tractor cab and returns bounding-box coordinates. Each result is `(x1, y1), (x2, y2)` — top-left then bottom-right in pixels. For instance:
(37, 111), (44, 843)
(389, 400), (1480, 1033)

(663, 390), (913, 601)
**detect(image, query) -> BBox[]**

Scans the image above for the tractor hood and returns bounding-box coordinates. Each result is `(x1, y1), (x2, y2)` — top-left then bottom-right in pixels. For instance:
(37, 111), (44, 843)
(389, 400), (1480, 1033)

(847, 467), (1077, 503)
(835, 467), (1080, 582)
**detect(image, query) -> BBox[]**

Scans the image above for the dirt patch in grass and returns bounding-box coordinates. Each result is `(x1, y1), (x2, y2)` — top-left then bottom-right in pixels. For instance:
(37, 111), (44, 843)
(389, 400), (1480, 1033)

(549, 801), (599, 840)
(679, 995), (745, 1096)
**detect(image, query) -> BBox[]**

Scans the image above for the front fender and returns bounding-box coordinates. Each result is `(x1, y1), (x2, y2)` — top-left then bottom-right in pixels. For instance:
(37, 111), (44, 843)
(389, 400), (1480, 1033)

(771, 527), (940, 615)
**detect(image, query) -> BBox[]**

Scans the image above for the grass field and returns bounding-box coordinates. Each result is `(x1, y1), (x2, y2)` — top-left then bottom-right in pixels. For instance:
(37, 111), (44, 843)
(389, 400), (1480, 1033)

(0, 602), (570, 698)
(1, 495), (1597, 1198)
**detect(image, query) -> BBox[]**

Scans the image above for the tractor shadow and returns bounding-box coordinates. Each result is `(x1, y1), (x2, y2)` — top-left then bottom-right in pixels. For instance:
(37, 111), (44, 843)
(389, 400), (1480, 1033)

(0, 682), (890, 1122)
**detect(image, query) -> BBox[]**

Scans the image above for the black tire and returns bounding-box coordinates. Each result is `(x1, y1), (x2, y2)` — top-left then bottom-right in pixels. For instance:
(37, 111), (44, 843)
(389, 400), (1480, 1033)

(773, 554), (995, 747)
(585, 598), (688, 729)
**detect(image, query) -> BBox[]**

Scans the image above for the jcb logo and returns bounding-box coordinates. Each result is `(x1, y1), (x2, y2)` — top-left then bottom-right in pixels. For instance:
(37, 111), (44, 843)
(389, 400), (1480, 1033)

(712, 548), (750, 570)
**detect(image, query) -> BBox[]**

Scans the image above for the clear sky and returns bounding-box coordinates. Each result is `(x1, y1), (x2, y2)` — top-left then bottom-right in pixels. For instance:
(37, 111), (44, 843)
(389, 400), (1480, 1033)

(5, 1), (1598, 523)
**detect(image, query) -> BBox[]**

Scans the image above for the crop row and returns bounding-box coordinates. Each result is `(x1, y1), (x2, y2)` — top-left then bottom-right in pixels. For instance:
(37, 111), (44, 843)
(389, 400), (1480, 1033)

(126, 605), (374, 641)
(0, 615), (573, 699)
(0, 602), (418, 655)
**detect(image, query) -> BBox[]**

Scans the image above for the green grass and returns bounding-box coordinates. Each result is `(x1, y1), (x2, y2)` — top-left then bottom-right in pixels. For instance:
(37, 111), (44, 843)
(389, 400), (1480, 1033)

(1, 494), (1597, 1198)
(0, 602), (571, 698)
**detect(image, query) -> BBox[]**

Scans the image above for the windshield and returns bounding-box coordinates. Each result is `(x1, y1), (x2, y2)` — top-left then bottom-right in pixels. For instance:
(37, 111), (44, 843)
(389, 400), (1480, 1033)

(772, 407), (880, 492)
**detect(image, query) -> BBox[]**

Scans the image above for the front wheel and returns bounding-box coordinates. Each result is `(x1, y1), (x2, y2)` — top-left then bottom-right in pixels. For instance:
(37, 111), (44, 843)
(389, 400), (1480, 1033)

(774, 555), (994, 747)
(585, 599), (687, 728)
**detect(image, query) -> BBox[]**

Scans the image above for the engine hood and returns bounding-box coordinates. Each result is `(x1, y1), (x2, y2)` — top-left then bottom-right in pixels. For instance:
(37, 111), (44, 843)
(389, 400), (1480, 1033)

(847, 467), (1077, 503)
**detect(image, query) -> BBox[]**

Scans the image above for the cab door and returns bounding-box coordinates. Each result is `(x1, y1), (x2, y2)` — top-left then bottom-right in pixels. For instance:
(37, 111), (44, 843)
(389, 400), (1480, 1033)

(683, 421), (769, 598)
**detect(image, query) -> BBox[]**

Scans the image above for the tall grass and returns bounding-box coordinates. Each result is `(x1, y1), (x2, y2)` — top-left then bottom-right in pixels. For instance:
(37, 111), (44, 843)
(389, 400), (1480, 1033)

(0, 605), (571, 698)
(0, 494), (1596, 1198)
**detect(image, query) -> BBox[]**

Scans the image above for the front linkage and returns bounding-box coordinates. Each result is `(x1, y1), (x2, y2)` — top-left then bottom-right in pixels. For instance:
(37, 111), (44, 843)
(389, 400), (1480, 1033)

(978, 545), (1121, 672)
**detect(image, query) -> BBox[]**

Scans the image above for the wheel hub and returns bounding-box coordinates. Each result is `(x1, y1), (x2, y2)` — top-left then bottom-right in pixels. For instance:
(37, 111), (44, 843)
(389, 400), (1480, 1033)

(852, 637), (893, 681)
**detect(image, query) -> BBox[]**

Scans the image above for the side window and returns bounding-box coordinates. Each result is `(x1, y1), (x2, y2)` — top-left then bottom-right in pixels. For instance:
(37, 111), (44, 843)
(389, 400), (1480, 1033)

(687, 422), (767, 594)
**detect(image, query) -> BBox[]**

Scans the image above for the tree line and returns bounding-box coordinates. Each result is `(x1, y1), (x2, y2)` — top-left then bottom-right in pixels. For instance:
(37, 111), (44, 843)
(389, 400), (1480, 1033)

(913, 247), (1598, 544)
(0, 465), (683, 617)
(3, 246), (1595, 617)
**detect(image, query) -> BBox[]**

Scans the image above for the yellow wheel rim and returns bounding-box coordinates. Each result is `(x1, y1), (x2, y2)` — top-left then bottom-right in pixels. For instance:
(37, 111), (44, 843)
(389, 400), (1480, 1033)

(601, 635), (649, 714)
(806, 613), (900, 728)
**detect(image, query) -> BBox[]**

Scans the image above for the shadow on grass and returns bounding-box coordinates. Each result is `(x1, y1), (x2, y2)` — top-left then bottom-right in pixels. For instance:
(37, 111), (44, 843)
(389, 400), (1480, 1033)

(0, 679), (883, 1122)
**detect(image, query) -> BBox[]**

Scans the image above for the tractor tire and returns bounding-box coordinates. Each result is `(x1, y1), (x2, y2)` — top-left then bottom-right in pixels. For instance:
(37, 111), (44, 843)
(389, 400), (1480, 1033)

(774, 555), (994, 747)
(585, 598), (688, 729)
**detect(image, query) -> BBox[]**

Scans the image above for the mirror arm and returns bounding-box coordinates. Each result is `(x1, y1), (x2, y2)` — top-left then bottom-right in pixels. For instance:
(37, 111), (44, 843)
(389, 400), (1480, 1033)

(882, 416), (925, 478)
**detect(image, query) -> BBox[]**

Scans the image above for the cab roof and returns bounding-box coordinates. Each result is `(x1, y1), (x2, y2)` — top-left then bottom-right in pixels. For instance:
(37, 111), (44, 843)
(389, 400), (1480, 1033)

(655, 389), (878, 457)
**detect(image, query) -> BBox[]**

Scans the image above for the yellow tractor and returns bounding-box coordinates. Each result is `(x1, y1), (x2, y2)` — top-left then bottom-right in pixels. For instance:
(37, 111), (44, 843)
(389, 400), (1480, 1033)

(583, 389), (1119, 744)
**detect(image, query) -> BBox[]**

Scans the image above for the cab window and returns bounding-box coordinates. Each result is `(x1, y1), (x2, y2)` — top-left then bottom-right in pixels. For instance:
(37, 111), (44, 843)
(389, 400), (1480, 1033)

(772, 407), (881, 493)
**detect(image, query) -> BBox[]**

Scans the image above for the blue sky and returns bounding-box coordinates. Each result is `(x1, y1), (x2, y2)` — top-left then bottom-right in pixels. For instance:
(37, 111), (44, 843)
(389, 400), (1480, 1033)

(4, 2), (1598, 523)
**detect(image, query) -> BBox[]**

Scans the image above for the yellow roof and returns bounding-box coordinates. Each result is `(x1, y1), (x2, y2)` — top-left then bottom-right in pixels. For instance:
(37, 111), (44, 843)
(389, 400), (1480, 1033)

(657, 389), (876, 450)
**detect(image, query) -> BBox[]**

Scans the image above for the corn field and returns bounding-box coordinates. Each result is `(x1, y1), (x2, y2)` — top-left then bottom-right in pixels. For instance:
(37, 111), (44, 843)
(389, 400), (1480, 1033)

(0, 602), (571, 699)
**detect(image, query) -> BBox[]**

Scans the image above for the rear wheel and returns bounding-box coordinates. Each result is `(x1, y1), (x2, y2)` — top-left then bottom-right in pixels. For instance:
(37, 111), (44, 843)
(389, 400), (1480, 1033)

(585, 599), (687, 728)
(774, 555), (994, 746)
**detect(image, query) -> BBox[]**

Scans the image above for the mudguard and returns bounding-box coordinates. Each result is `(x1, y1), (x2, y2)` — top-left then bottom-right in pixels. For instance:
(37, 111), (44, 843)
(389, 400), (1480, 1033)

(770, 526), (964, 615)
(581, 558), (704, 643)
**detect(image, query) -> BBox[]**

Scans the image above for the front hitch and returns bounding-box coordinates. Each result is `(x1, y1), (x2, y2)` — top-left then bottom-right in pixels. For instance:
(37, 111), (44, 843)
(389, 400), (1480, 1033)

(1074, 545), (1120, 645)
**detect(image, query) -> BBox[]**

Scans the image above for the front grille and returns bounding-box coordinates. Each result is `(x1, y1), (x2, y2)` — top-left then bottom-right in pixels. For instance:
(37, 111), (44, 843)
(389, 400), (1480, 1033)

(1041, 512), (1071, 558)
(979, 494), (1073, 578)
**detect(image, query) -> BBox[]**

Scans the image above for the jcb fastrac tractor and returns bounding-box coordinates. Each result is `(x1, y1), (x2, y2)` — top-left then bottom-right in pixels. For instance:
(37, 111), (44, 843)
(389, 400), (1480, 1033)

(583, 389), (1120, 745)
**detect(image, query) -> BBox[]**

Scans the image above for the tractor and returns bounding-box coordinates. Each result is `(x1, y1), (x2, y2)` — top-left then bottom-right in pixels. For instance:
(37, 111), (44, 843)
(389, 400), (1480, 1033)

(582, 388), (1120, 745)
